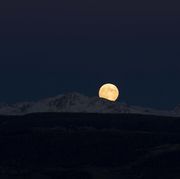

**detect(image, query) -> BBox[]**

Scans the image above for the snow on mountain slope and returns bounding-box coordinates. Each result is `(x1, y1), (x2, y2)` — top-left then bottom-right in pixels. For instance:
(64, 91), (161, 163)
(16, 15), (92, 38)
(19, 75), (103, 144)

(174, 104), (180, 114)
(0, 92), (178, 116)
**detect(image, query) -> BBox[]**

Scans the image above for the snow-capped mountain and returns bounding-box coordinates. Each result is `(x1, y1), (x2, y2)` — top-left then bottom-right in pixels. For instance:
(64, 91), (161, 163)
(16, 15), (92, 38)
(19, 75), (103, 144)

(174, 104), (180, 114)
(0, 92), (179, 116)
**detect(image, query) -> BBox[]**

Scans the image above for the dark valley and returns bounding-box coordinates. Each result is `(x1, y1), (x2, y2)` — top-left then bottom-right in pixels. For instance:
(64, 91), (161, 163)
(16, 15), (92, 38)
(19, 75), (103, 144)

(0, 113), (180, 179)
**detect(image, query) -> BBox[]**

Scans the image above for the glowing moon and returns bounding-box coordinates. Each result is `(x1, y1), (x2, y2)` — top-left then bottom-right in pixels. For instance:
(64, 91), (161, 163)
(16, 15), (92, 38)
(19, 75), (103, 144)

(99, 83), (119, 101)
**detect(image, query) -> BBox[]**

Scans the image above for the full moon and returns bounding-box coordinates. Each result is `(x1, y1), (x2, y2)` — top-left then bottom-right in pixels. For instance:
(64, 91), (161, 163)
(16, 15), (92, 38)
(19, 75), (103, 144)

(99, 83), (119, 101)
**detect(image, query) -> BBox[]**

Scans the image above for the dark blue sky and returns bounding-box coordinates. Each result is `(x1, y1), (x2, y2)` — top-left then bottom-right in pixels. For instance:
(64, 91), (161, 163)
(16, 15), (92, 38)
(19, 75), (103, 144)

(0, 0), (180, 109)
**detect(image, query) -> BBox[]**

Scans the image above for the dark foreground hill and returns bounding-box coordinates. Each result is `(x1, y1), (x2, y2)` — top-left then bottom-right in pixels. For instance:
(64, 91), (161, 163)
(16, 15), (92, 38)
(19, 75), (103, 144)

(0, 113), (180, 179)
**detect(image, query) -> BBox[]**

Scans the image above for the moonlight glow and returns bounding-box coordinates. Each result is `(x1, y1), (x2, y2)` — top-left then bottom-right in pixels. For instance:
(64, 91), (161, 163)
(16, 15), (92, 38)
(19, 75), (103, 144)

(99, 83), (119, 101)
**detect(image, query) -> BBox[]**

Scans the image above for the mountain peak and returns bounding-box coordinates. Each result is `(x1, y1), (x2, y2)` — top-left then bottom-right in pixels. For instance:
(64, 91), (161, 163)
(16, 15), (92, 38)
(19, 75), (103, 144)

(0, 92), (179, 117)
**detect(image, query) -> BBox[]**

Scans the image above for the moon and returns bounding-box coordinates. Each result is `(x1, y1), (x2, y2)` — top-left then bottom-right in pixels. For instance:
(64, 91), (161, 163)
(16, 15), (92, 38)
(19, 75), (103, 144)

(99, 83), (119, 101)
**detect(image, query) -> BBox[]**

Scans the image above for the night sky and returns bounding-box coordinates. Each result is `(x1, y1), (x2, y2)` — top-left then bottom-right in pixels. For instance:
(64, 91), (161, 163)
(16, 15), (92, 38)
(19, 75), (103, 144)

(0, 0), (180, 109)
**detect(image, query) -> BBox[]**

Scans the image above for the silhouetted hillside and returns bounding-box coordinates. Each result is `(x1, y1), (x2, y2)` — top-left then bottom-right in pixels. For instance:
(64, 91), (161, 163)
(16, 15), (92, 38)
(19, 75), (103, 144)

(0, 113), (180, 179)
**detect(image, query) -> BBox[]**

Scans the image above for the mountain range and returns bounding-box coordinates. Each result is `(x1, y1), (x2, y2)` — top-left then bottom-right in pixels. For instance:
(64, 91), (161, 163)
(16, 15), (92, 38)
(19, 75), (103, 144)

(0, 92), (179, 116)
(0, 93), (180, 178)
